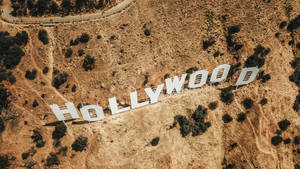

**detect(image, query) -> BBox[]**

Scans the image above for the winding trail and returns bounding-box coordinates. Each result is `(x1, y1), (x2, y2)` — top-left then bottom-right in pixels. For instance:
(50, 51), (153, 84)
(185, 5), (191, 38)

(1, 0), (136, 25)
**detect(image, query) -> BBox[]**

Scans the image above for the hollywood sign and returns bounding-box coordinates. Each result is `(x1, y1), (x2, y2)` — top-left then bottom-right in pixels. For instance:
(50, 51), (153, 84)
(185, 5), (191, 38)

(50, 64), (259, 122)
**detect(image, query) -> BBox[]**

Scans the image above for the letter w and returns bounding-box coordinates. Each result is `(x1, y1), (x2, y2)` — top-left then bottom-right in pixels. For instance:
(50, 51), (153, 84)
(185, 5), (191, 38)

(165, 73), (187, 94)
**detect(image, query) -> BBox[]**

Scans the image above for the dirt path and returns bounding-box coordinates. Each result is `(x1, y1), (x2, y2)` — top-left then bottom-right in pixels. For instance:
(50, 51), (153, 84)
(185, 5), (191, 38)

(44, 27), (54, 80)
(1, 0), (136, 25)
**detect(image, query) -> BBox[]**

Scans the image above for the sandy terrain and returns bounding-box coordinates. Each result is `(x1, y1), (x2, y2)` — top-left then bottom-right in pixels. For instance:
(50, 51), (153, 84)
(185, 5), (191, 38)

(0, 0), (300, 168)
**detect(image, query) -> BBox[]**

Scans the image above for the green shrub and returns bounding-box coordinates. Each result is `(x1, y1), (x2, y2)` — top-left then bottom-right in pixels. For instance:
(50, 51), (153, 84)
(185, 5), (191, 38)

(72, 135), (88, 152)
(52, 123), (67, 140)
(45, 153), (59, 167)
(0, 154), (10, 169)
(38, 30), (49, 45)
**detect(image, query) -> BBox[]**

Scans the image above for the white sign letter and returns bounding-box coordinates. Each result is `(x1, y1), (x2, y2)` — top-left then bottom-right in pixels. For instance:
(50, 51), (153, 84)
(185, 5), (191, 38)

(50, 102), (79, 121)
(145, 84), (164, 104)
(210, 64), (231, 83)
(236, 67), (259, 86)
(109, 97), (130, 115)
(188, 70), (208, 88)
(130, 91), (149, 109)
(165, 73), (187, 94)
(80, 105), (105, 122)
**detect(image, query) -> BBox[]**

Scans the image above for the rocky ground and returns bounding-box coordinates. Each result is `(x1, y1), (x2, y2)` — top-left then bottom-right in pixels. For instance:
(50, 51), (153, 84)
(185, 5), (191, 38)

(0, 0), (300, 168)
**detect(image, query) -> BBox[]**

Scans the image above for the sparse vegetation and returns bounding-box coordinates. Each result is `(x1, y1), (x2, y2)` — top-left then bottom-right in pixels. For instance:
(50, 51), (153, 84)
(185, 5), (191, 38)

(72, 135), (88, 152)
(225, 25), (243, 54)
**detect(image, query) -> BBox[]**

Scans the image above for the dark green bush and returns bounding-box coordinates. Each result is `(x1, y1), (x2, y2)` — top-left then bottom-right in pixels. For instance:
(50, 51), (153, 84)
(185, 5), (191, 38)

(278, 119), (291, 131)
(45, 153), (59, 167)
(82, 55), (95, 71)
(25, 69), (37, 80)
(242, 98), (253, 109)
(72, 135), (88, 152)
(38, 30), (49, 45)
(0, 85), (10, 115)
(52, 73), (68, 89)
(0, 154), (10, 169)
(150, 137), (159, 146)
(31, 129), (45, 148)
(65, 48), (73, 58)
(52, 123), (67, 140)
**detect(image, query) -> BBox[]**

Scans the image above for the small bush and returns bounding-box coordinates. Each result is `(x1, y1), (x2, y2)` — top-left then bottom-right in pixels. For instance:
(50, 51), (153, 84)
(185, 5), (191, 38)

(65, 48), (73, 58)
(271, 135), (282, 146)
(150, 137), (159, 146)
(45, 153), (59, 167)
(242, 98), (253, 109)
(0, 85), (10, 115)
(79, 33), (90, 43)
(42, 67), (49, 74)
(208, 101), (218, 110)
(52, 123), (67, 140)
(0, 118), (4, 133)
(202, 39), (215, 50)
(72, 135), (88, 152)
(228, 25), (241, 34)
(31, 129), (45, 148)
(38, 30), (49, 45)
(237, 113), (246, 122)
(0, 154), (10, 169)
(78, 49), (84, 56)
(287, 15), (300, 32)
(22, 152), (30, 160)
(220, 86), (234, 104)
(294, 136), (300, 145)
(278, 119), (291, 131)
(284, 138), (291, 144)
(245, 45), (270, 68)
(279, 21), (287, 29)
(222, 114), (233, 123)
(71, 85), (76, 92)
(52, 73), (68, 89)
(25, 69), (37, 80)
(82, 55), (95, 71)
(260, 98), (268, 105)
(144, 29), (151, 36)
(32, 99), (39, 108)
